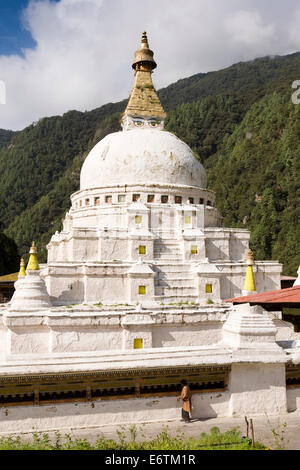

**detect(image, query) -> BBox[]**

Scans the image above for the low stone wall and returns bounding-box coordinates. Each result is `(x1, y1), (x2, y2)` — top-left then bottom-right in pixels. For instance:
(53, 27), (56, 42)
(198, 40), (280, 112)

(0, 391), (231, 435)
(286, 388), (300, 413)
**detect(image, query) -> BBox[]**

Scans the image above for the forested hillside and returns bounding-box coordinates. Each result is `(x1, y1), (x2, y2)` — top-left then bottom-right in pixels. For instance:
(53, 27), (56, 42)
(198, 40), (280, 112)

(0, 232), (19, 275)
(0, 129), (17, 149)
(0, 52), (299, 274)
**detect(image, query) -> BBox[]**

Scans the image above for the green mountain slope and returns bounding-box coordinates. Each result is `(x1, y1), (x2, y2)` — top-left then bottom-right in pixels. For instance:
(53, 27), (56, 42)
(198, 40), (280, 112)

(0, 53), (299, 275)
(206, 91), (300, 275)
(0, 232), (19, 275)
(0, 129), (17, 149)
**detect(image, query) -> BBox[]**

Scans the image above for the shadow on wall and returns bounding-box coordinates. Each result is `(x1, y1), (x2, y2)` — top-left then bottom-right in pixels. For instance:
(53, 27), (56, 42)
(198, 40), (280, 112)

(191, 392), (230, 419)
(51, 280), (85, 306)
(152, 323), (223, 348)
(287, 388), (300, 413)
(220, 273), (243, 300)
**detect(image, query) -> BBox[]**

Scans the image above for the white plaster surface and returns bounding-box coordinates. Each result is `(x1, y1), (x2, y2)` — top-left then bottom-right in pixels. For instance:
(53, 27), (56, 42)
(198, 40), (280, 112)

(0, 392), (231, 434)
(80, 129), (207, 191)
(229, 363), (287, 416)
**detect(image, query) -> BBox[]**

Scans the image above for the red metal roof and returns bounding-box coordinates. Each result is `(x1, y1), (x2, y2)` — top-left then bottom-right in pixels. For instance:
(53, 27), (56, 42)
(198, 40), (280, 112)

(225, 285), (300, 310)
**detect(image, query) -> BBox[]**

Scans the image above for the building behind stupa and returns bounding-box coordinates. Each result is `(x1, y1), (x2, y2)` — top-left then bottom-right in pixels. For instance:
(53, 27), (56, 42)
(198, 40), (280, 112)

(0, 34), (299, 433)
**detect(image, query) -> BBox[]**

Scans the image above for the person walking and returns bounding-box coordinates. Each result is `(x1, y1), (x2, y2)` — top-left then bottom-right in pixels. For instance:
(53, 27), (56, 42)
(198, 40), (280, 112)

(178, 379), (192, 422)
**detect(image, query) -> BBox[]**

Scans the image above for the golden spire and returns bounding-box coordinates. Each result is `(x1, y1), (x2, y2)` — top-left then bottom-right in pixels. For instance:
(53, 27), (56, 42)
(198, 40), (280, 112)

(245, 249), (255, 266)
(26, 241), (40, 271)
(132, 31), (157, 73)
(18, 258), (26, 277)
(122, 32), (166, 123)
(243, 250), (256, 293)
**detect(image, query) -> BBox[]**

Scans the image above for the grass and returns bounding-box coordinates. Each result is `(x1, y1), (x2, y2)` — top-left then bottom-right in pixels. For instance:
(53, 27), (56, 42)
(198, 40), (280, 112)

(0, 426), (266, 450)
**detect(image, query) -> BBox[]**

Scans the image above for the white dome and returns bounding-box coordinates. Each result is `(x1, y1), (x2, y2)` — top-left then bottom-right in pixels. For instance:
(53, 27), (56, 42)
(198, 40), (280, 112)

(80, 129), (207, 190)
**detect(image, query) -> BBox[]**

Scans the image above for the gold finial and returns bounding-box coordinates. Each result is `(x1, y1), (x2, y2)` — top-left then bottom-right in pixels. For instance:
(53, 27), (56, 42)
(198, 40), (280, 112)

(243, 249), (256, 293)
(19, 258), (26, 277)
(29, 241), (37, 254)
(141, 31), (149, 48)
(26, 241), (40, 270)
(132, 31), (157, 72)
(245, 249), (255, 266)
(123, 32), (166, 123)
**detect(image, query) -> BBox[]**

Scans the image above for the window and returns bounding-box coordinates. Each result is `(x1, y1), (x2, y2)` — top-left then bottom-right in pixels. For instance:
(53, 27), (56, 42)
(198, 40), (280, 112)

(185, 216), (191, 224)
(199, 198), (205, 205)
(79, 200), (82, 207)
(105, 195), (112, 204)
(207, 200), (212, 207)
(134, 338), (143, 349)
(147, 195), (155, 203)
(133, 194), (140, 202)
(139, 245), (146, 255)
(139, 286), (146, 295)
(94, 197), (100, 205)
(206, 284), (213, 294)
(191, 245), (198, 254)
(118, 195), (126, 203)
(188, 197), (194, 204)
(135, 215), (142, 224)
(175, 196), (182, 204)
(85, 199), (90, 206)
(161, 195), (168, 204)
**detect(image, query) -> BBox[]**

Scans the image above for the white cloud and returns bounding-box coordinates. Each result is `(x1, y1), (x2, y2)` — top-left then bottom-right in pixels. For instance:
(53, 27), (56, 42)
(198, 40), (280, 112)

(289, 10), (300, 48)
(224, 10), (275, 52)
(0, 0), (299, 130)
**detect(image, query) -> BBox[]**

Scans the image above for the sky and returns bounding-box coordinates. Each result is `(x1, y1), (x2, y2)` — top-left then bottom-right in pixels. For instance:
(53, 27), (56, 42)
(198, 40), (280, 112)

(0, 0), (299, 131)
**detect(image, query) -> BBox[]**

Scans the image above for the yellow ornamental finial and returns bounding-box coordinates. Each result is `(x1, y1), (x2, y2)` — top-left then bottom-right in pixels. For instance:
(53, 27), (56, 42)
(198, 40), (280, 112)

(132, 31), (157, 72)
(243, 250), (256, 293)
(26, 241), (40, 271)
(122, 32), (166, 125)
(18, 258), (26, 277)
(245, 249), (255, 266)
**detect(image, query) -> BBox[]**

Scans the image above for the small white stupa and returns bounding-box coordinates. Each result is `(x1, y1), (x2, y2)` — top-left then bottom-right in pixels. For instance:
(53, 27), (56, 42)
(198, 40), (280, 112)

(9, 242), (51, 313)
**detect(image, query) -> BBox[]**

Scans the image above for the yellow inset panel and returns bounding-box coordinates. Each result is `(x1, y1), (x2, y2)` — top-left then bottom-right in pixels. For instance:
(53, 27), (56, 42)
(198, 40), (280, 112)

(139, 286), (146, 295)
(139, 245), (146, 255)
(206, 284), (213, 294)
(185, 216), (191, 224)
(134, 338), (143, 349)
(191, 245), (197, 254)
(135, 215), (142, 224)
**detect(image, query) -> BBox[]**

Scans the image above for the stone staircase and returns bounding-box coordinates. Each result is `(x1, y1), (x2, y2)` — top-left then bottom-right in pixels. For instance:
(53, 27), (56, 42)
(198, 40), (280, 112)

(153, 239), (198, 303)
(153, 239), (183, 260)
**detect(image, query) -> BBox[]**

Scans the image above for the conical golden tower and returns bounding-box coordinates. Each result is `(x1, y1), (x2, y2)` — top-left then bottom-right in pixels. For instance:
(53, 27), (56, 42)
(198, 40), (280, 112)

(122, 32), (166, 124)
(18, 258), (26, 277)
(243, 249), (256, 294)
(26, 241), (40, 271)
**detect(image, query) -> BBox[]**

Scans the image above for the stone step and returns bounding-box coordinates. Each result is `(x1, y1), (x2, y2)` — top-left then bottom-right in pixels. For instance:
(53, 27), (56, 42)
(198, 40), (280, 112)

(152, 264), (192, 273)
(155, 272), (195, 282)
(155, 286), (197, 296)
(155, 279), (195, 288)
(154, 294), (198, 304)
(153, 255), (183, 260)
(154, 239), (181, 243)
(154, 249), (182, 255)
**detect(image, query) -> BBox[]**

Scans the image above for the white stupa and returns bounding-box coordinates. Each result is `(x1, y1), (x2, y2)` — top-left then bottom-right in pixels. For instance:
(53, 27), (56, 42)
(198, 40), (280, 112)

(43, 32), (281, 307)
(0, 33), (299, 434)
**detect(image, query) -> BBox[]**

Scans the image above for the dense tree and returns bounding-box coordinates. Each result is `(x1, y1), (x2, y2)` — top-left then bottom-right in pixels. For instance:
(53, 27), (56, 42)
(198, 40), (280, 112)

(0, 231), (19, 275)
